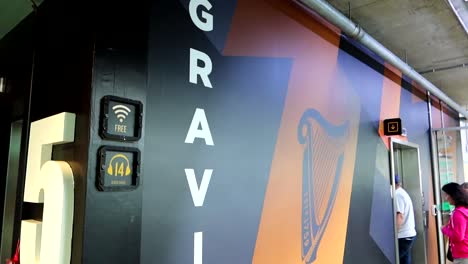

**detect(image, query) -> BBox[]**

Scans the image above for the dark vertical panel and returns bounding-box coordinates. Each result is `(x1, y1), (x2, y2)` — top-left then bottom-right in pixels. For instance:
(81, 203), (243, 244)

(11, 30), (34, 260)
(0, 0), (95, 262)
(82, 1), (149, 263)
(27, 1), (95, 263)
(0, 95), (12, 252)
(0, 12), (35, 260)
(0, 14), (35, 102)
(141, 1), (292, 263)
(0, 120), (22, 261)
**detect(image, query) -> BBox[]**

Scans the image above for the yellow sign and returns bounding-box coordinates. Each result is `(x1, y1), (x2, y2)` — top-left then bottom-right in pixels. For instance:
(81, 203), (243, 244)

(388, 121), (399, 132)
(107, 154), (132, 176)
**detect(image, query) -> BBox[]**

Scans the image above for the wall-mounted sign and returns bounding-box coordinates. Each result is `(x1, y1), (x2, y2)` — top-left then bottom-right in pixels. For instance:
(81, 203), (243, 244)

(97, 146), (141, 191)
(383, 118), (402, 136)
(100, 96), (143, 141)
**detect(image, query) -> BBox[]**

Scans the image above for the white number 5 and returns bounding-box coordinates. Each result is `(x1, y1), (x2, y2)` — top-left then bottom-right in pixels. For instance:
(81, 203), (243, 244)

(21, 112), (75, 264)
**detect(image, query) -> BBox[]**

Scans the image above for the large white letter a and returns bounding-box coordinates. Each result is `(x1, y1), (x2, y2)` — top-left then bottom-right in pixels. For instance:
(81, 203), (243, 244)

(185, 108), (214, 146)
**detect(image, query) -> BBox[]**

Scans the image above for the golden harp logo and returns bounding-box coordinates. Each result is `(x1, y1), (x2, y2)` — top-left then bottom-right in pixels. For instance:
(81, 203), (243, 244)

(298, 109), (349, 263)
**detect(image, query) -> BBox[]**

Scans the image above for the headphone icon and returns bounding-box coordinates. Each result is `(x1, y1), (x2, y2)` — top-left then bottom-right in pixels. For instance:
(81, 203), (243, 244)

(107, 154), (131, 176)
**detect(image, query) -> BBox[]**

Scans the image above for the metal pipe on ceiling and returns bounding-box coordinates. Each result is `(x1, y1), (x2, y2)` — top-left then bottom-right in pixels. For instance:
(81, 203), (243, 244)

(296, 0), (468, 118)
(419, 63), (467, 75)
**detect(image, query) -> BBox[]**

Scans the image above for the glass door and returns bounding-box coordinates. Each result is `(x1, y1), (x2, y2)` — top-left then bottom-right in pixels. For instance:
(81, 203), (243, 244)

(432, 129), (465, 264)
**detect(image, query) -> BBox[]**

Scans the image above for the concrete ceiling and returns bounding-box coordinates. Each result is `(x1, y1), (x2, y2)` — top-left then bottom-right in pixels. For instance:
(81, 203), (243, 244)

(328, 0), (468, 107)
(0, 0), (39, 40)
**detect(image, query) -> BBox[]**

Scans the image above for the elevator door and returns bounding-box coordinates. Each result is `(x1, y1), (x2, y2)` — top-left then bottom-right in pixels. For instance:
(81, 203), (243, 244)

(390, 139), (428, 264)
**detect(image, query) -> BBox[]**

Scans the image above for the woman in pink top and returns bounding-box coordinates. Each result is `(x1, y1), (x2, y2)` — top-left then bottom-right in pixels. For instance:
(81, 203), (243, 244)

(442, 182), (468, 264)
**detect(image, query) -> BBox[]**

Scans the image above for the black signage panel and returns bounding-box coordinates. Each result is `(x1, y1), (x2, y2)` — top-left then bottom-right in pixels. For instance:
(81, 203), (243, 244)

(97, 146), (141, 192)
(100, 96), (143, 141)
(383, 118), (402, 136)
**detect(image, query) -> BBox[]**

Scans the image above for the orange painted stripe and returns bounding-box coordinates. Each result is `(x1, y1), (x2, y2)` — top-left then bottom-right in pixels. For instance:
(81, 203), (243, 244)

(223, 0), (341, 58)
(379, 65), (405, 149)
(411, 81), (426, 104)
(223, 1), (359, 263)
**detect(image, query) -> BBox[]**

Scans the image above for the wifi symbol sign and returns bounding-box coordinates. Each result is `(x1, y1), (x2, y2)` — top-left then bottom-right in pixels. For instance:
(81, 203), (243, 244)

(112, 104), (132, 123)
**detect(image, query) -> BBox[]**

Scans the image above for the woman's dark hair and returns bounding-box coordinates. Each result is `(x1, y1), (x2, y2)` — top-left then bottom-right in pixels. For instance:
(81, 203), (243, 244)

(461, 182), (468, 191)
(442, 182), (468, 207)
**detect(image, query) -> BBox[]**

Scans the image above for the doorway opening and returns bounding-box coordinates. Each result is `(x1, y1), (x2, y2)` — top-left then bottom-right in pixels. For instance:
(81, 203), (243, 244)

(390, 138), (428, 264)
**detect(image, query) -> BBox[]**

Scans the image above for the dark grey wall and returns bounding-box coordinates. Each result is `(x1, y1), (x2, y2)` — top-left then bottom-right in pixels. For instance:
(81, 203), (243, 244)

(82, 0), (148, 263)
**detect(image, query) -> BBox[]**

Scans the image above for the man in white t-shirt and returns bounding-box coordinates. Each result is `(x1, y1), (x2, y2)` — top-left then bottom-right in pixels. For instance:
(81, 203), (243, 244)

(395, 175), (417, 264)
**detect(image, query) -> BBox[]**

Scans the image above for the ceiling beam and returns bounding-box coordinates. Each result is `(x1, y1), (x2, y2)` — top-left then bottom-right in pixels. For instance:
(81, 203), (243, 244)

(0, 0), (44, 40)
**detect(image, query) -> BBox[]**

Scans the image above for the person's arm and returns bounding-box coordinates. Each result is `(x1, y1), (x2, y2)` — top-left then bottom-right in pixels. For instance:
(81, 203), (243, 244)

(441, 218), (453, 237)
(448, 210), (468, 242)
(396, 212), (404, 230)
(395, 193), (405, 230)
